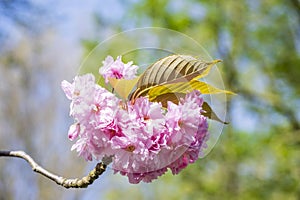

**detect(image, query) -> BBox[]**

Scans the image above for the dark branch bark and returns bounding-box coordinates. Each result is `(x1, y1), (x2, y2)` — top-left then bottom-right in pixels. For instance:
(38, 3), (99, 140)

(0, 150), (111, 188)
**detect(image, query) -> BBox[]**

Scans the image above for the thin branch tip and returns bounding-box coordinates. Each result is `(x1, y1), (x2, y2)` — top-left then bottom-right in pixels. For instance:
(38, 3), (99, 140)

(0, 150), (107, 188)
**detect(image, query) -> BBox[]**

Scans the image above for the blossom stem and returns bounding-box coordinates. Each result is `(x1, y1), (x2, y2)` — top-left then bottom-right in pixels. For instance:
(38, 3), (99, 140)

(0, 150), (107, 188)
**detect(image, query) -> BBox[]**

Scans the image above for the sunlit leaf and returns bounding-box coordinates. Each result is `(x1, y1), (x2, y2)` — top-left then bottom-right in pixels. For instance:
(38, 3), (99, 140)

(130, 55), (221, 100)
(109, 76), (140, 99)
(148, 80), (234, 102)
(125, 54), (232, 124)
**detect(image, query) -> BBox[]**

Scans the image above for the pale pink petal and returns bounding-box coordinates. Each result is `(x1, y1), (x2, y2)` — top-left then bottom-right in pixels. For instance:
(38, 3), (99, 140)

(61, 80), (73, 100)
(68, 123), (80, 141)
(99, 55), (139, 83)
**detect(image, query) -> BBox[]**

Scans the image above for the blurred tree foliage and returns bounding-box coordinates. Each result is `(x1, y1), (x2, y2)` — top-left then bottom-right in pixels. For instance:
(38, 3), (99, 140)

(83, 0), (300, 199)
(0, 1), (89, 199)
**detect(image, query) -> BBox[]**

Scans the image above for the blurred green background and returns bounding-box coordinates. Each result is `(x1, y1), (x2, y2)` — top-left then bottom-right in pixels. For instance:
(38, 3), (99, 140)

(0, 0), (299, 199)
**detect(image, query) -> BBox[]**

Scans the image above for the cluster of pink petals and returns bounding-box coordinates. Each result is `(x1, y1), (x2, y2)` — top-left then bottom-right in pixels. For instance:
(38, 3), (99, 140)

(61, 74), (120, 161)
(61, 56), (209, 184)
(99, 55), (139, 83)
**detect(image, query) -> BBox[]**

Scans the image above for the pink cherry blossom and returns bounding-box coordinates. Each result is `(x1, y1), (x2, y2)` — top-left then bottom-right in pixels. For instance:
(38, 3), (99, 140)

(166, 91), (208, 175)
(62, 56), (210, 184)
(71, 137), (93, 161)
(61, 73), (121, 161)
(125, 167), (168, 184)
(99, 55), (139, 83)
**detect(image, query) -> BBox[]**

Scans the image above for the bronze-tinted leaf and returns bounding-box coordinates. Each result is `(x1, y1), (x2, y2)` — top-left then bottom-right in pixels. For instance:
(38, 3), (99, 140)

(201, 102), (228, 124)
(129, 55), (221, 101)
(151, 92), (186, 107)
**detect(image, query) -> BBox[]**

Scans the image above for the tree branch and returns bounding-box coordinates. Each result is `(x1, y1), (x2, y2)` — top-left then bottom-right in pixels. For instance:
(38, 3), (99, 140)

(0, 150), (112, 188)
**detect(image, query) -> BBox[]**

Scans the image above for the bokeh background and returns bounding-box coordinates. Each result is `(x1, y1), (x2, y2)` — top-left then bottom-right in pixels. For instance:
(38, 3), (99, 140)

(0, 0), (299, 199)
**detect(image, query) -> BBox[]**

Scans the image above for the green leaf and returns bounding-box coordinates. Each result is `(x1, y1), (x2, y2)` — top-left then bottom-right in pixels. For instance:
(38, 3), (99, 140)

(148, 80), (234, 103)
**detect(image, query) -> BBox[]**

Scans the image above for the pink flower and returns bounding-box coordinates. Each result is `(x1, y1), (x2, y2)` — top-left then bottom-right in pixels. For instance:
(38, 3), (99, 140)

(126, 168), (168, 184)
(61, 74), (97, 119)
(132, 97), (166, 137)
(71, 137), (93, 161)
(166, 91), (208, 175)
(166, 90), (204, 145)
(110, 102), (150, 173)
(110, 98), (167, 179)
(61, 73), (120, 125)
(89, 85), (120, 129)
(99, 55), (139, 83)
(61, 74), (95, 102)
(61, 73), (120, 161)
(62, 70), (209, 184)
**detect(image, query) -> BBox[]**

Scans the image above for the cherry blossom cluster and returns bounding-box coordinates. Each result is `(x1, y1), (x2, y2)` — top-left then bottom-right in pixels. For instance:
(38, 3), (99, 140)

(61, 56), (209, 184)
